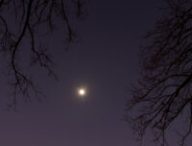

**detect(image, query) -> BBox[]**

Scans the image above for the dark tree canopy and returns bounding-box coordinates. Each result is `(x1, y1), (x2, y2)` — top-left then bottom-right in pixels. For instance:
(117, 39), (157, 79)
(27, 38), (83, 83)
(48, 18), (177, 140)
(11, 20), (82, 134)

(0, 0), (86, 107)
(127, 0), (192, 145)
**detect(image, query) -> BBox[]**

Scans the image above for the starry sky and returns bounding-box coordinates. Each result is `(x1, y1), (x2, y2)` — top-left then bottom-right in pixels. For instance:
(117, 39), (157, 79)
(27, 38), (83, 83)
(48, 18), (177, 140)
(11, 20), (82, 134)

(0, 0), (167, 146)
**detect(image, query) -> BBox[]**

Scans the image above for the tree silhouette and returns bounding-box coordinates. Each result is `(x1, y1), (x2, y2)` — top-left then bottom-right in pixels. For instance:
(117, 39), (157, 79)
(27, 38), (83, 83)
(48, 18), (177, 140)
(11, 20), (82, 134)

(0, 0), (86, 108)
(127, 0), (192, 145)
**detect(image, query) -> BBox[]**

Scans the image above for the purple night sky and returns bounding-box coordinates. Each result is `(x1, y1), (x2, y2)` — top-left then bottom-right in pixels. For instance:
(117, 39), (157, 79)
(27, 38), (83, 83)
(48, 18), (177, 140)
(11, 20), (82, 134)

(0, 0), (184, 146)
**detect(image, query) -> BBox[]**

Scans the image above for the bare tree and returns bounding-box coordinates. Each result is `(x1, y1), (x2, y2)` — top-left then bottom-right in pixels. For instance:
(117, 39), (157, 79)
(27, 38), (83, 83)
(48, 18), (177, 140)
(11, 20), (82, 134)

(0, 0), (86, 108)
(127, 0), (192, 145)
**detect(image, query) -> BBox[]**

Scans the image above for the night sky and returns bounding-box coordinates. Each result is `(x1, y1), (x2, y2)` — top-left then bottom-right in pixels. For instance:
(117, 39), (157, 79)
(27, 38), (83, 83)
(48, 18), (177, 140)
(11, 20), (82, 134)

(0, 0), (168, 146)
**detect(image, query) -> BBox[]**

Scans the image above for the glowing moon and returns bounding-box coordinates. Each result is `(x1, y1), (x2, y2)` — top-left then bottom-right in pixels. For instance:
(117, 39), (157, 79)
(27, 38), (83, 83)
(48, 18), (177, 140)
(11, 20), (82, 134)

(77, 88), (87, 97)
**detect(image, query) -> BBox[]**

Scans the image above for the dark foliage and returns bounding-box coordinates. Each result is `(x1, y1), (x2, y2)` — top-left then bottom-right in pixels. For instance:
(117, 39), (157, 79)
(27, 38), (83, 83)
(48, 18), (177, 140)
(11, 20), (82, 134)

(127, 0), (192, 145)
(0, 0), (86, 108)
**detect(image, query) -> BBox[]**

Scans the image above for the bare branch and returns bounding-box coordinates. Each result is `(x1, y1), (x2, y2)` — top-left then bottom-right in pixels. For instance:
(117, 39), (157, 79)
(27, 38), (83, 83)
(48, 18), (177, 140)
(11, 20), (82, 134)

(0, 0), (86, 108)
(127, 0), (192, 145)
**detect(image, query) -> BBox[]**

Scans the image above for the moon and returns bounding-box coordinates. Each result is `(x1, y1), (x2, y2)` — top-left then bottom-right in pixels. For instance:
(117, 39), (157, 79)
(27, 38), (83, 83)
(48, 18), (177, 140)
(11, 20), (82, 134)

(77, 87), (87, 97)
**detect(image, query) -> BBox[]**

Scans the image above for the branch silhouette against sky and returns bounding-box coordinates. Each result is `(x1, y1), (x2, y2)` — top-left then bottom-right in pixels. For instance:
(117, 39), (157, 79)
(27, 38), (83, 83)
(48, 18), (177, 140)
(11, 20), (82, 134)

(127, 0), (192, 145)
(0, 0), (86, 107)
